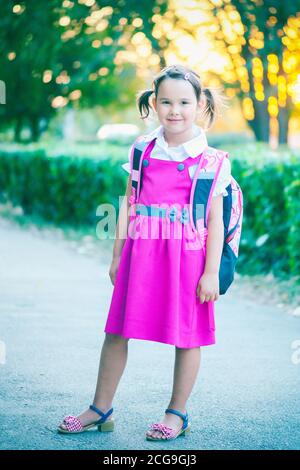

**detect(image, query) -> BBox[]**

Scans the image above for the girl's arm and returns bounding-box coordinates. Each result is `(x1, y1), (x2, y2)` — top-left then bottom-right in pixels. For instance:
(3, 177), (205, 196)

(109, 175), (132, 284)
(196, 194), (224, 303)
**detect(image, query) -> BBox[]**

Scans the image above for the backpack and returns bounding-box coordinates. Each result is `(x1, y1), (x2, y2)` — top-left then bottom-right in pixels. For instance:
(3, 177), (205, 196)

(128, 137), (243, 295)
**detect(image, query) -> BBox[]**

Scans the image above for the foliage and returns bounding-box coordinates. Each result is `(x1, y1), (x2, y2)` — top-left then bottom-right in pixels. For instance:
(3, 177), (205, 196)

(0, 0), (168, 141)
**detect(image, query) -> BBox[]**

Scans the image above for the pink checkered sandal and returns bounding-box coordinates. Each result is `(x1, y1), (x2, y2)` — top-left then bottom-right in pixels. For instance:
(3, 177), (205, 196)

(146, 408), (191, 441)
(57, 405), (114, 434)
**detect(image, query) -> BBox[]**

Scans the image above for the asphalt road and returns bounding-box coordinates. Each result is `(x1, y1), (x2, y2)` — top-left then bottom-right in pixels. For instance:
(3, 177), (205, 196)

(0, 217), (299, 450)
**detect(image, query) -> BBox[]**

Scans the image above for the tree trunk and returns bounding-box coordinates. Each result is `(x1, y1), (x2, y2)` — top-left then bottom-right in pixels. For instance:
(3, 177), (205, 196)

(277, 63), (290, 145)
(277, 94), (292, 145)
(247, 100), (270, 142)
(278, 107), (288, 144)
(247, 66), (270, 142)
(30, 116), (40, 142)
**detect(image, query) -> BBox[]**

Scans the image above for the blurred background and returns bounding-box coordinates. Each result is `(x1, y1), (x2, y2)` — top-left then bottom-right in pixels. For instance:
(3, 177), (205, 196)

(0, 0), (300, 293)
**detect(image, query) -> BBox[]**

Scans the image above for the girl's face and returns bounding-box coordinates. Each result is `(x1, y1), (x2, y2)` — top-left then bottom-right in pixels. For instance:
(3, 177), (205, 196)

(152, 78), (202, 135)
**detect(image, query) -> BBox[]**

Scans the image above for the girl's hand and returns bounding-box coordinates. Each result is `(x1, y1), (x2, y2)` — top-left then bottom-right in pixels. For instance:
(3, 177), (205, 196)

(109, 256), (121, 285)
(196, 272), (220, 303)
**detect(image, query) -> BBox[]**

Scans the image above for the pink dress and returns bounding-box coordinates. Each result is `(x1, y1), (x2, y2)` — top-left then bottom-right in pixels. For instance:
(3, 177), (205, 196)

(104, 144), (215, 348)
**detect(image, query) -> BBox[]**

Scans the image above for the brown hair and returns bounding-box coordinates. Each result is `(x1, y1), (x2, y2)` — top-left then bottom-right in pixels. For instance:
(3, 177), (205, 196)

(136, 64), (221, 128)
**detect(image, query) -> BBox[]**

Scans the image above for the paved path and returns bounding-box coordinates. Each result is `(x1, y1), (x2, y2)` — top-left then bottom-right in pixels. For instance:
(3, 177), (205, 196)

(0, 217), (299, 450)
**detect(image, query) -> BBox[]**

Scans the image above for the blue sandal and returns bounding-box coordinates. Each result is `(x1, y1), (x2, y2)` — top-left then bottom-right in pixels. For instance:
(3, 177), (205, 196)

(58, 404), (114, 434)
(146, 408), (191, 441)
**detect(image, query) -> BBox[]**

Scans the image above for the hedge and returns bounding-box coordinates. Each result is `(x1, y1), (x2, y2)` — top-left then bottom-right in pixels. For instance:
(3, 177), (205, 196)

(0, 143), (299, 282)
(0, 148), (126, 226)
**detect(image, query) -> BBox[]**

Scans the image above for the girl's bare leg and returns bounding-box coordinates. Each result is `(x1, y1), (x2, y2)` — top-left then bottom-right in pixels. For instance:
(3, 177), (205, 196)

(146, 346), (201, 439)
(59, 333), (129, 429)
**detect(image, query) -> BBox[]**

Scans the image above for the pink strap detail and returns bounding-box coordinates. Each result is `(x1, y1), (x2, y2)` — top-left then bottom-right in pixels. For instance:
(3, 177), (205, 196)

(63, 415), (83, 432)
(149, 423), (177, 439)
(183, 152), (205, 168)
(129, 186), (136, 205)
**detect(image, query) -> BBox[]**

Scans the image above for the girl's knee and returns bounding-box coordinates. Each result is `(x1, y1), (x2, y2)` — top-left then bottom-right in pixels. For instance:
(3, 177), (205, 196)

(105, 333), (129, 344)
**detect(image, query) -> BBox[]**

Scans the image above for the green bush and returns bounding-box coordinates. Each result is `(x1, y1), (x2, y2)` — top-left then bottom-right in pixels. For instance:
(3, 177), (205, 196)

(230, 145), (300, 283)
(0, 148), (126, 226)
(285, 172), (300, 278)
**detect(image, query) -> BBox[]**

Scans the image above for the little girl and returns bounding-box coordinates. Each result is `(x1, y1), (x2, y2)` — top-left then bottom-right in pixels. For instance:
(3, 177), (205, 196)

(58, 64), (231, 441)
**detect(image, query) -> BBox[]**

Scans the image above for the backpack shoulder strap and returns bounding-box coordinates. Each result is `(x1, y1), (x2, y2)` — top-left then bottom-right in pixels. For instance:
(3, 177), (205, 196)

(190, 147), (227, 231)
(130, 136), (156, 202)
(130, 136), (147, 195)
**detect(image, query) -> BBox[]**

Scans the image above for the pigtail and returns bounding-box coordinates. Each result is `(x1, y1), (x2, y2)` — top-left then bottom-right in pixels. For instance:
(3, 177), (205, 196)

(202, 88), (217, 128)
(201, 87), (228, 129)
(136, 89), (154, 120)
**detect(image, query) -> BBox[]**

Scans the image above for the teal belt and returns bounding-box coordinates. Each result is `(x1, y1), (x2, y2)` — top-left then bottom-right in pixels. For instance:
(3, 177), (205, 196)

(135, 204), (190, 224)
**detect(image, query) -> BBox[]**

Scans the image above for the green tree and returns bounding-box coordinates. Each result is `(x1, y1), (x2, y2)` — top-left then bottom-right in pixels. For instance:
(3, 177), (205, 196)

(209, 0), (300, 143)
(0, 0), (167, 141)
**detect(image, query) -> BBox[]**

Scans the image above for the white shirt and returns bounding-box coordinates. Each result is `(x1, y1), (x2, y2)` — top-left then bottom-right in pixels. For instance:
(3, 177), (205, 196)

(122, 124), (231, 197)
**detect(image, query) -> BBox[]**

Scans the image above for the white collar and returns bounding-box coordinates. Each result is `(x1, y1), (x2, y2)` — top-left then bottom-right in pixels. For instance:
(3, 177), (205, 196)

(143, 124), (208, 158)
